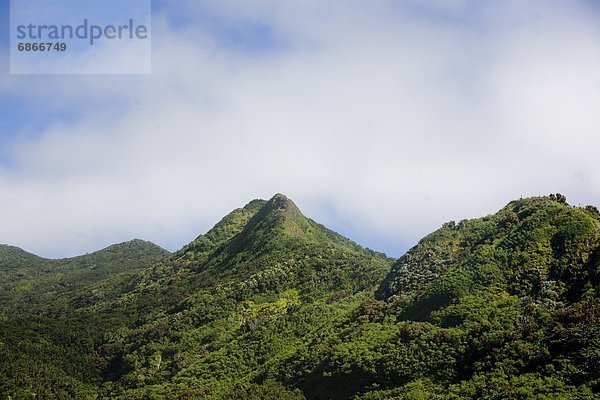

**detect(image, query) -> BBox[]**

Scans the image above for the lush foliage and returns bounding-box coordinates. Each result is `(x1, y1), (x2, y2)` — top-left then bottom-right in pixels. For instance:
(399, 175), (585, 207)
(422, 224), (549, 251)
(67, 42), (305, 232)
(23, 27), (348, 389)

(0, 194), (598, 399)
(0, 239), (169, 317)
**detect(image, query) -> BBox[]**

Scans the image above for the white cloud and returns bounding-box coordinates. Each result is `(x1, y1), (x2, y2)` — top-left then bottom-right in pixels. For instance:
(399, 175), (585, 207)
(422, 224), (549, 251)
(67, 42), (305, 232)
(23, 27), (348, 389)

(1, 1), (599, 257)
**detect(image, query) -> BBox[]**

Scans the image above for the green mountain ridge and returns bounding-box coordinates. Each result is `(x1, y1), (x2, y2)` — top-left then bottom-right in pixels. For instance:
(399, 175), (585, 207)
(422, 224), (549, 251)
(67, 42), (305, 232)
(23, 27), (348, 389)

(0, 238), (169, 272)
(0, 244), (46, 269)
(92, 194), (391, 321)
(0, 239), (170, 315)
(0, 193), (599, 399)
(378, 196), (600, 314)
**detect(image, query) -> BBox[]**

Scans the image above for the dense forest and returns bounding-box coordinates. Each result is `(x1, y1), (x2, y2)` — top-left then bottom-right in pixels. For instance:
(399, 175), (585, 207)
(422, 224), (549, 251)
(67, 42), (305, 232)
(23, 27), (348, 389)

(1, 193), (598, 399)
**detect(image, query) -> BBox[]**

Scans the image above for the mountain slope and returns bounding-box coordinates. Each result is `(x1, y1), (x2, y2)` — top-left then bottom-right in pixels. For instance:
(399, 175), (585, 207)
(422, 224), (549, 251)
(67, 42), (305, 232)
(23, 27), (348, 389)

(0, 244), (46, 270)
(86, 194), (392, 398)
(1, 194), (599, 400)
(316, 194), (600, 399)
(0, 239), (170, 315)
(101, 194), (599, 400)
(377, 195), (600, 318)
(109, 194), (390, 314)
(0, 194), (392, 400)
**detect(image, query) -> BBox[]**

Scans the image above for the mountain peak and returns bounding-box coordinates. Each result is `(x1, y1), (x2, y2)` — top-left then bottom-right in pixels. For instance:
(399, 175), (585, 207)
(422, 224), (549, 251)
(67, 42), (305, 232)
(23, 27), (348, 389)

(0, 244), (46, 269)
(377, 194), (600, 319)
(83, 239), (169, 258)
(264, 193), (302, 217)
(270, 193), (293, 206)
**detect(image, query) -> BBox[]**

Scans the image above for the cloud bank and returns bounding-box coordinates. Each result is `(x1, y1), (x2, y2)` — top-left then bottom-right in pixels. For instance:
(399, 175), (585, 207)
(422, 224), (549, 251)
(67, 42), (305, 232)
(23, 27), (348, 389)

(1, 0), (599, 257)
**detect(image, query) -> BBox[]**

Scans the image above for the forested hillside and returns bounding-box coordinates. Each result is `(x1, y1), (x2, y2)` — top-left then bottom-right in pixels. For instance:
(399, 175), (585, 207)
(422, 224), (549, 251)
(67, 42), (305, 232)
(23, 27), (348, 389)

(0, 239), (170, 315)
(0, 194), (598, 399)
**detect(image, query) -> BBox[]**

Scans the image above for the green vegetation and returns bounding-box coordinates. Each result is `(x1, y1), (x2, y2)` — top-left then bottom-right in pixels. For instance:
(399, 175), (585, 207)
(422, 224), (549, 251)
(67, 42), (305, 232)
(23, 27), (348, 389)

(0, 194), (598, 399)
(0, 239), (170, 316)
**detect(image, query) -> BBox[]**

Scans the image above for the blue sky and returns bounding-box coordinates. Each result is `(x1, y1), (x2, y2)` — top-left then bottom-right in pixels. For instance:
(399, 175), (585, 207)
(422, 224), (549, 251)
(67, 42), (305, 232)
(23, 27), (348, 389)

(1, 0), (600, 258)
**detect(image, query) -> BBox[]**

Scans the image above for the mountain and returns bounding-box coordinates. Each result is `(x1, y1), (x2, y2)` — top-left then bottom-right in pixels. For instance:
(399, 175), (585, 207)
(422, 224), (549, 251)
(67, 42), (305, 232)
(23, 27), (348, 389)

(173, 193), (389, 289)
(341, 195), (600, 399)
(378, 195), (599, 315)
(98, 194), (390, 315)
(74, 194), (390, 399)
(0, 239), (170, 315)
(0, 244), (46, 269)
(0, 194), (599, 400)
(0, 194), (392, 399)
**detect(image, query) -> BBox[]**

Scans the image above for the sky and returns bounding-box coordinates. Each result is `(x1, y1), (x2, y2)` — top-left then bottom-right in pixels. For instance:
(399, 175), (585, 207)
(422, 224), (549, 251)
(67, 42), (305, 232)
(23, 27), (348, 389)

(1, 0), (599, 258)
